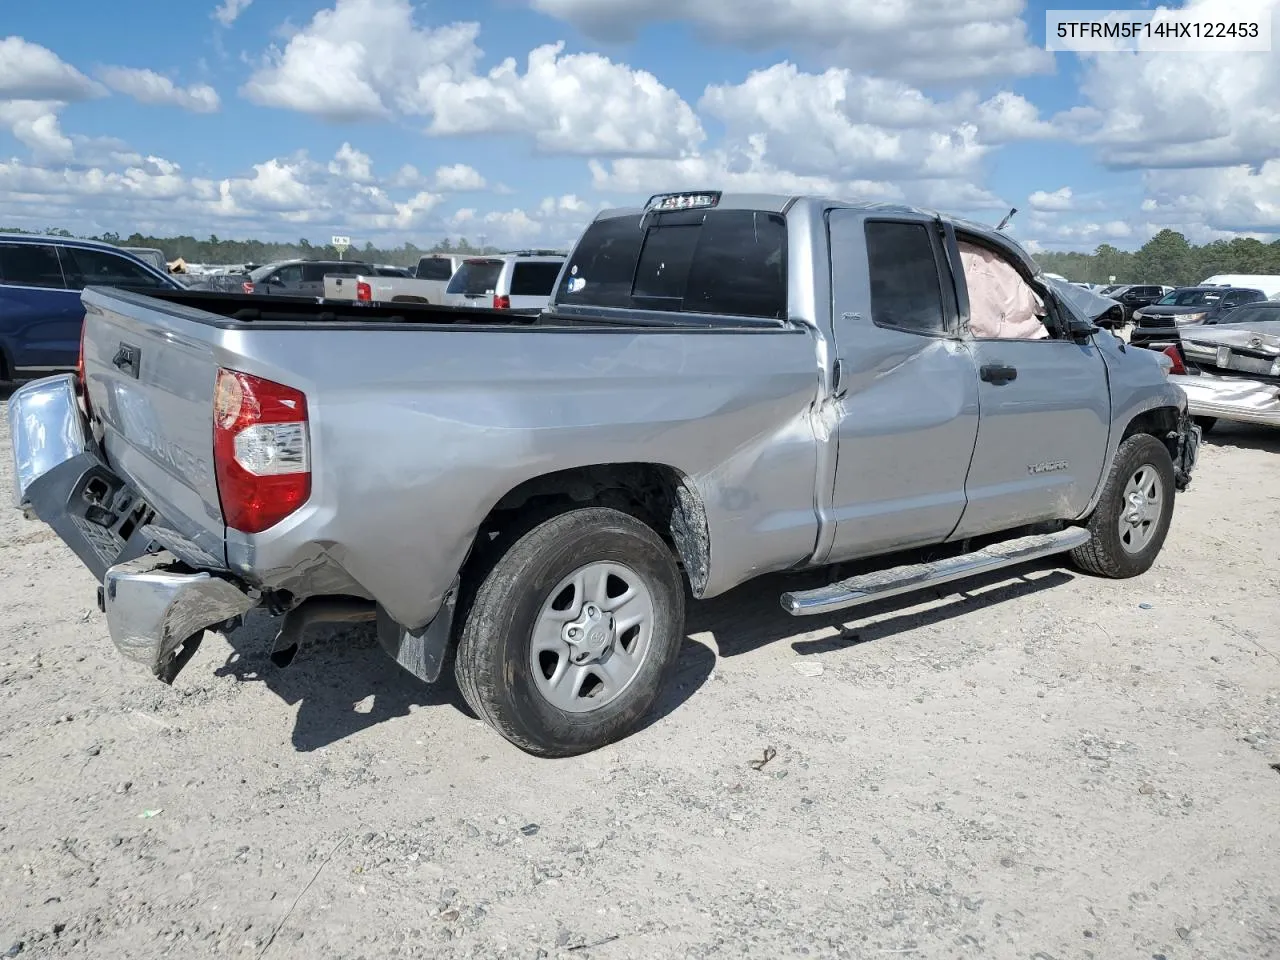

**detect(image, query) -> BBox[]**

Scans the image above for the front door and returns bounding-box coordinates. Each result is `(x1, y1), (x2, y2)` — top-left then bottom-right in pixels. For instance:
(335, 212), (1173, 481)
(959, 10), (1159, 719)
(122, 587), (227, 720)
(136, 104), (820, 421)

(823, 211), (981, 563)
(947, 233), (1110, 539)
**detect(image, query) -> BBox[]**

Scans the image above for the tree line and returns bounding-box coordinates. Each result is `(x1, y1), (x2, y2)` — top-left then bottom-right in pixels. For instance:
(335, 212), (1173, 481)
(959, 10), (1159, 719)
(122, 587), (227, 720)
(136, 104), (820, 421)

(0, 227), (519, 267)
(1035, 230), (1280, 286)
(5, 224), (1277, 286)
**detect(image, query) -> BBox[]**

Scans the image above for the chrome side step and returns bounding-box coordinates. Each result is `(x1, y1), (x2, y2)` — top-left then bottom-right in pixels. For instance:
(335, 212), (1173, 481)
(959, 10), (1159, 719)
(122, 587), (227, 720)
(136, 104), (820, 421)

(780, 527), (1091, 616)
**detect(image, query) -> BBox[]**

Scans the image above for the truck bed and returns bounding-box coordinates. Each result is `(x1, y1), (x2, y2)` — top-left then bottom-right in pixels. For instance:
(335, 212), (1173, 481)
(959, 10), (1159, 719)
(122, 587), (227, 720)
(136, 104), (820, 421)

(119, 286), (539, 327)
(78, 285), (820, 630)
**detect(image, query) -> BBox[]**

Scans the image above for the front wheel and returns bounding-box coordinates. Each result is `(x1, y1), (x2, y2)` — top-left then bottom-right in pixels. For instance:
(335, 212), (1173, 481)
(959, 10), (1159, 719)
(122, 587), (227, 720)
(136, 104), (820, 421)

(454, 507), (686, 757)
(1070, 434), (1177, 578)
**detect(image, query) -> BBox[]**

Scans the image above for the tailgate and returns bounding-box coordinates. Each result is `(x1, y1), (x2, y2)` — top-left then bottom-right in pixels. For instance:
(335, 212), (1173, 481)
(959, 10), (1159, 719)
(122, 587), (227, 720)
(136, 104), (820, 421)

(81, 287), (225, 564)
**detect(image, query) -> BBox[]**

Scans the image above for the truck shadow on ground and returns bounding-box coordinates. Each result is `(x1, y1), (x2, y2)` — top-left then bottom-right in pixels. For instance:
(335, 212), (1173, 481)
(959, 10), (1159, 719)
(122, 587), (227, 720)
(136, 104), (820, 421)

(686, 558), (1076, 661)
(1203, 421), (1280, 454)
(213, 608), (718, 752)
(212, 559), (1072, 752)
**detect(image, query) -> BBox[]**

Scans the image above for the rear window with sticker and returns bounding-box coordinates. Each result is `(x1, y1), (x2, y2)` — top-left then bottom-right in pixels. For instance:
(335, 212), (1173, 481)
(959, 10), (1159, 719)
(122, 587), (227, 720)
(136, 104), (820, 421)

(555, 209), (788, 320)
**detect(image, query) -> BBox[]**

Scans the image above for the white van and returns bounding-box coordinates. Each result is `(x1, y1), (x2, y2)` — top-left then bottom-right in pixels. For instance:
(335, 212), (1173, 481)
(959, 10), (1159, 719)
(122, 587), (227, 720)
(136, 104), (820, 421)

(1200, 274), (1280, 299)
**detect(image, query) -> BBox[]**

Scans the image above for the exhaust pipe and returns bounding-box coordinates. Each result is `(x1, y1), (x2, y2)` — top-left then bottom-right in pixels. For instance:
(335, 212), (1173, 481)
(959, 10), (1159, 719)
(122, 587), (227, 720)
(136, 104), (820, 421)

(269, 597), (377, 668)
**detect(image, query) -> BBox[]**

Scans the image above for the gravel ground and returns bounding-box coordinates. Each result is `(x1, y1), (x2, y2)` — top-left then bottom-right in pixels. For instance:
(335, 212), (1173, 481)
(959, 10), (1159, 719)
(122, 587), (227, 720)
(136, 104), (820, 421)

(0, 397), (1277, 960)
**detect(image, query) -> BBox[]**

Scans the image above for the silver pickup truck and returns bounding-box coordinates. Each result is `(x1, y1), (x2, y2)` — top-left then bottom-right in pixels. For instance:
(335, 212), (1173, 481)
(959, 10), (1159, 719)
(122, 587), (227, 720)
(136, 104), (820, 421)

(9, 192), (1200, 757)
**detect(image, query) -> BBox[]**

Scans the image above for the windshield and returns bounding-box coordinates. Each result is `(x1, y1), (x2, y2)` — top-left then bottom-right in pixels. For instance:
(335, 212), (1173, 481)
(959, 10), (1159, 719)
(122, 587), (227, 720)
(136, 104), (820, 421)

(248, 263), (282, 282)
(1157, 289), (1223, 306)
(447, 259), (504, 295)
(1219, 304), (1280, 325)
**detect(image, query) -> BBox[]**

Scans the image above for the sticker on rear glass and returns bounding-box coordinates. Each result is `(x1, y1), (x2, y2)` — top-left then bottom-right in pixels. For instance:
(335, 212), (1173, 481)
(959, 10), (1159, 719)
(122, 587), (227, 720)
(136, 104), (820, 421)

(567, 277), (585, 293)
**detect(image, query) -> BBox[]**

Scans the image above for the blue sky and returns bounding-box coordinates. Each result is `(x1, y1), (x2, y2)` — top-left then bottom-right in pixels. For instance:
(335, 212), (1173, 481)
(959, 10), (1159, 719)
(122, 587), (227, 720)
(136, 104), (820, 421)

(0, 0), (1275, 252)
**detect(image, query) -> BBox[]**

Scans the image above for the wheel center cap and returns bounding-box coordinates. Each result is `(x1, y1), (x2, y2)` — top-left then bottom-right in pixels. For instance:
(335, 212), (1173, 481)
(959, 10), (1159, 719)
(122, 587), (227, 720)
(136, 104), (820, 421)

(564, 604), (616, 664)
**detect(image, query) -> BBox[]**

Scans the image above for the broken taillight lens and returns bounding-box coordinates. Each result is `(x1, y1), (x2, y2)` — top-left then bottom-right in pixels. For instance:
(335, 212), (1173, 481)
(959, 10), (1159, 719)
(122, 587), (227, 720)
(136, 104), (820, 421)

(1162, 344), (1186, 375)
(242, 281), (255, 294)
(213, 369), (310, 534)
(493, 294), (510, 309)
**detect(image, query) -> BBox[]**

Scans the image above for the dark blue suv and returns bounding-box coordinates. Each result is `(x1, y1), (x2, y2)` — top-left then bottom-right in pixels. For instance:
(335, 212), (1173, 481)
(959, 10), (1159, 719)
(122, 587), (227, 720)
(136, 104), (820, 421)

(0, 234), (179, 380)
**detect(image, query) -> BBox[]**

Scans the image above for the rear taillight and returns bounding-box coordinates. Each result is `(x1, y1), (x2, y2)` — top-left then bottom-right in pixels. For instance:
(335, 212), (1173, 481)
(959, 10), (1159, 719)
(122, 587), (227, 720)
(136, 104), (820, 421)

(356, 281), (372, 302)
(242, 281), (255, 294)
(213, 369), (310, 534)
(1162, 344), (1186, 375)
(492, 294), (510, 309)
(76, 322), (91, 416)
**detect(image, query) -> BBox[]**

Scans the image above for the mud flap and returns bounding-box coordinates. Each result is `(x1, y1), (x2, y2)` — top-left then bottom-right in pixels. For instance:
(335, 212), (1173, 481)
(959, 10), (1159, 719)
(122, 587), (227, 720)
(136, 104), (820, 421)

(376, 578), (458, 684)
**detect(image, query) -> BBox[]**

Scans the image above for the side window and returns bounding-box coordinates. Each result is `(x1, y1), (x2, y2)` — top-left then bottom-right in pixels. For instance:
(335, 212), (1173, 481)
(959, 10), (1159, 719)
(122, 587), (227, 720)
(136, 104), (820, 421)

(60, 247), (163, 289)
(417, 258), (453, 281)
(865, 222), (947, 336)
(302, 263), (338, 282)
(509, 262), (563, 296)
(0, 243), (67, 289)
(273, 264), (304, 285)
(954, 236), (1050, 340)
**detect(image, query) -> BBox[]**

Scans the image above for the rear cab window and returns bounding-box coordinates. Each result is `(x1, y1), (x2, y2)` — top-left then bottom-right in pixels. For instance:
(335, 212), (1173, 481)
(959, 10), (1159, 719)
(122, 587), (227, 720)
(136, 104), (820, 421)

(417, 257), (454, 281)
(554, 207), (788, 320)
(0, 242), (68, 289)
(448, 259), (504, 296)
(509, 261), (563, 296)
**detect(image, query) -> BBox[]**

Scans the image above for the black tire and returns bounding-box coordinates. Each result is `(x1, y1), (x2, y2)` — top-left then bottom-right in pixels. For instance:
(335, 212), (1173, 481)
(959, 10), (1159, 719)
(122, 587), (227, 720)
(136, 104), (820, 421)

(1193, 416), (1217, 435)
(454, 507), (686, 757)
(1070, 433), (1177, 578)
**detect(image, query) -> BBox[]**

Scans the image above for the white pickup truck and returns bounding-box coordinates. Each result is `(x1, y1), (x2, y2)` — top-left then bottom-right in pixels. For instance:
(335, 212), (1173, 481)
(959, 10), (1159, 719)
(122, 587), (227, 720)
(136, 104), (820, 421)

(323, 253), (467, 304)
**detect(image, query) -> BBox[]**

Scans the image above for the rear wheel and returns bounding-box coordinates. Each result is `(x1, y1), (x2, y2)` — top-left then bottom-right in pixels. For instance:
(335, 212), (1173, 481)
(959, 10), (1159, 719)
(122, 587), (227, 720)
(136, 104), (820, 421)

(1070, 434), (1176, 578)
(454, 507), (686, 757)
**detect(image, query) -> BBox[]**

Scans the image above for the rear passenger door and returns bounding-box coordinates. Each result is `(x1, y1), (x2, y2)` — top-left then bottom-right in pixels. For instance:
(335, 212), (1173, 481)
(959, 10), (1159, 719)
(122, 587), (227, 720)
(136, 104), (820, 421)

(0, 241), (81, 372)
(507, 261), (563, 311)
(823, 212), (981, 562)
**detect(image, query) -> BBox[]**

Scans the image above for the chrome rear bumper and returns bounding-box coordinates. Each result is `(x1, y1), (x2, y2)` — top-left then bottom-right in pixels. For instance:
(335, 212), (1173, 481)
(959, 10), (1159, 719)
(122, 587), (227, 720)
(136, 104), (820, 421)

(1171, 373), (1280, 428)
(104, 553), (256, 682)
(8, 375), (257, 682)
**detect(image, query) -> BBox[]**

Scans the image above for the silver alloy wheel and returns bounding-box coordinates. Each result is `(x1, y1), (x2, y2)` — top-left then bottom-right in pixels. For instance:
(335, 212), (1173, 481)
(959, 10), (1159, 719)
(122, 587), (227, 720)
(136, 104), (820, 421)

(529, 561), (655, 713)
(1118, 463), (1164, 554)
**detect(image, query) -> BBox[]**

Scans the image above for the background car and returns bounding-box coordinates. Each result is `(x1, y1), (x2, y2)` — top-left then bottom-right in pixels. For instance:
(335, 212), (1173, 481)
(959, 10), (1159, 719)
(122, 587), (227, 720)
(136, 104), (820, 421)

(242, 258), (374, 296)
(1131, 286), (1267, 346)
(0, 233), (179, 378)
(1105, 284), (1174, 323)
(443, 254), (565, 312)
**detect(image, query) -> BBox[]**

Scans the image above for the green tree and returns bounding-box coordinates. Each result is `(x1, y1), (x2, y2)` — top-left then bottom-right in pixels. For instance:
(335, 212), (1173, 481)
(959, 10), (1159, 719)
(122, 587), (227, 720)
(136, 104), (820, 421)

(1134, 229), (1193, 285)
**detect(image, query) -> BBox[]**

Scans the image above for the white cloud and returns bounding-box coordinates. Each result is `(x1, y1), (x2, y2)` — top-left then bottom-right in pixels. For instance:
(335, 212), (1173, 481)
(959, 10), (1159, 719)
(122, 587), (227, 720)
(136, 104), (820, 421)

(240, 0), (483, 121)
(213, 0), (253, 26)
(529, 0), (1053, 82)
(0, 37), (103, 101)
(1058, 0), (1280, 169)
(328, 142), (373, 182)
(426, 42), (704, 156)
(691, 63), (1053, 199)
(432, 163), (486, 191)
(1141, 163), (1280, 235)
(241, 0), (701, 156)
(0, 100), (73, 160)
(1028, 187), (1073, 211)
(98, 67), (221, 112)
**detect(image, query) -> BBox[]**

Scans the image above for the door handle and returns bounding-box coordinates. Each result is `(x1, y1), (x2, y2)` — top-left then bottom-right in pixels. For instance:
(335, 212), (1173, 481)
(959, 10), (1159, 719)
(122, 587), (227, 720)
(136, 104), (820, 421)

(980, 363), (1017, 384)
(112, 343), (140, 378)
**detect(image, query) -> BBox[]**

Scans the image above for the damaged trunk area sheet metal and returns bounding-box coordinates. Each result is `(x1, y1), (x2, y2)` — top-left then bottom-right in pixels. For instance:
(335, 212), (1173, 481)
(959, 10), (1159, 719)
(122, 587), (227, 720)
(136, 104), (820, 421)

(1180, 321), (1280, 379)
(1174, 320), (1280, 428)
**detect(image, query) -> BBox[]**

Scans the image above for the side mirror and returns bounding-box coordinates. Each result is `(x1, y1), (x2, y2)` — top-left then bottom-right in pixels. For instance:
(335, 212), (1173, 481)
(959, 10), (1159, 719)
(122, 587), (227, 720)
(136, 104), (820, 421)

(1068, 316), (1099, 341)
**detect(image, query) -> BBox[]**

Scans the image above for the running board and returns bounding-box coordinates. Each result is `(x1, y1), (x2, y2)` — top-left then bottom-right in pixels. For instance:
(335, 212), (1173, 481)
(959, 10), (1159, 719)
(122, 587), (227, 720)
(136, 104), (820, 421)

(780, 528), (1091, 617)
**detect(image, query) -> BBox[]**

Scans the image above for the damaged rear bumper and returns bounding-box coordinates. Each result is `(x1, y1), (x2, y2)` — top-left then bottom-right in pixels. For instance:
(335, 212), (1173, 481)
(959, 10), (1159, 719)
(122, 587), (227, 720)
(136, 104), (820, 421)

(9, 375), (258, 681)
(104, 553), (257, 682)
